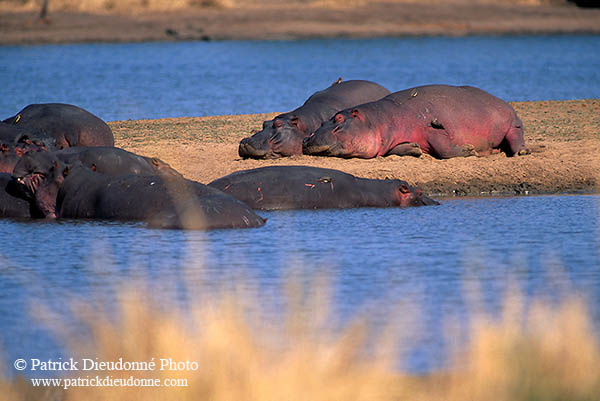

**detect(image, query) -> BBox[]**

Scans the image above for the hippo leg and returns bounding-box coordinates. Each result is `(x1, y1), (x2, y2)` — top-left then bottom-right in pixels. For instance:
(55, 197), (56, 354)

(504, 126), (530, 156)
(426, 132), (479, 159)
(387, 142), (423, 157)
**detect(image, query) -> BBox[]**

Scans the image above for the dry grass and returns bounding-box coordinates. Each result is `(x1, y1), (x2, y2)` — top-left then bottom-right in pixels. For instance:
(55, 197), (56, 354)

(1, 271), (599, 401)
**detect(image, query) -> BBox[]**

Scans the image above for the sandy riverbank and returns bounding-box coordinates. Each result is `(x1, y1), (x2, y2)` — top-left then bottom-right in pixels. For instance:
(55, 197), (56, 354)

(1, 0), (600, 45)
(108, 99), (599, 198)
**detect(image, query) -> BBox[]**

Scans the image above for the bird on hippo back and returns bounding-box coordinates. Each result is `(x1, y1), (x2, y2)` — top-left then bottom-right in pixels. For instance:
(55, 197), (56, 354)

(238, 79), (391, 159)
(3, 103), (114, 149)
(302, 84), (530, 159)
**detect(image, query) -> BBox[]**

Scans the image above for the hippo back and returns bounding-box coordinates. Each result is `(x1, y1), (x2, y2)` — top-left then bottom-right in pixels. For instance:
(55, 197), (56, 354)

(288, 80), (392, 126)
(3, 103), (114, 148)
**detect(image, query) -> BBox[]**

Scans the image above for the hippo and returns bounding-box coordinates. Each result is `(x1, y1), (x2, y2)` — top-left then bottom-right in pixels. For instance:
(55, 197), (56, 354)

(238, 79), (391, 159)
(0, 122), (31, 144)
(208, 166), (438, 210)
(302, 85), (529, 159)
(12, 153), (265, 230)
(0, 141), (49, 173)
(50, 147), (182, 177)
(3, 103), (114, 149)
(0, 173), (36, 218)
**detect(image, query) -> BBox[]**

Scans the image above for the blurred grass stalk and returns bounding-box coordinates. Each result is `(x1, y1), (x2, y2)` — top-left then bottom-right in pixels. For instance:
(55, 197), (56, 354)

(1, 273), (599, 401)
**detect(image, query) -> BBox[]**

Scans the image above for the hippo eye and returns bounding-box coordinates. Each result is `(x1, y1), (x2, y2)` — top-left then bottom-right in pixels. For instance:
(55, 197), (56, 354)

(399, 184), (410, 194)
(274, 120), (284, 128)
(334, 114), (345, 124)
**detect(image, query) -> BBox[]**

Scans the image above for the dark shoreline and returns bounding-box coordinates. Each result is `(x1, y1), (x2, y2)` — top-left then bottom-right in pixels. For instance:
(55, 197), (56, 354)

(2, 3), (600, 46)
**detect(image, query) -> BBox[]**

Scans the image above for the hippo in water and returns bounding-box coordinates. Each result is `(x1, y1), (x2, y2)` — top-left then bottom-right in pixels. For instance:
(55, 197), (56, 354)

(0, 122), (31, 144)
(238, 79), (391, 159)
(0, 173), (37, 218)
(208, 166), (438, 210)
(50, 147), (182, 178)
(3, 103), (114, 149)
(0, 140), (49, 173)
(12, 152), (265, 230)
(303, 85), (529, 159)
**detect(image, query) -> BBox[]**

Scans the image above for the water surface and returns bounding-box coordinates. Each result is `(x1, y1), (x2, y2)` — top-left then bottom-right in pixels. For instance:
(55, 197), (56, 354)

(1, 36), (599, 121)
(1, 195), (598, 372)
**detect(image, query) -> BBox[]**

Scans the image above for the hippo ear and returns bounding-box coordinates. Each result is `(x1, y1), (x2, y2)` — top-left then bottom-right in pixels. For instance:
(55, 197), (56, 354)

(15, 147), (23, 157)
(1, 144), (7, 152)
(399, 184), (410, 194)
(90, 164), (97, 172)
(334, 114), (345, 124)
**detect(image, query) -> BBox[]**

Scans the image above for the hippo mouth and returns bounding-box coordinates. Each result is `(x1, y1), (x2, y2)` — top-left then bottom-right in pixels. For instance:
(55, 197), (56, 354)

(302, 139), (336, 156)
(15, 172), (44, 199)
(239, 140), (285, 159)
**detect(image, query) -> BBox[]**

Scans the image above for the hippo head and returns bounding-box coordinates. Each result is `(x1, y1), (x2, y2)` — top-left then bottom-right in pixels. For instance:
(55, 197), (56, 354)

(149, 157), (183, 178)
(12, 152), (69, 219)
(0, 144), (21, 173)
(0, 139), (49, 174)
(238, 115), (307, 159)
(303, 109), (378, 158)
(391, 180), (439, 207)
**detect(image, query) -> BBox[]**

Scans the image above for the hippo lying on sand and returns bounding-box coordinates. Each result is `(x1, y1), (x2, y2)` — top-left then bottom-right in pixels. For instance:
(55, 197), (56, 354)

(3, 103), (114, 149)
(238, 80), (391, 159)
(303, 85), (529, 159)
(208, 166), (438, 210)
(12, 153), (265, 230)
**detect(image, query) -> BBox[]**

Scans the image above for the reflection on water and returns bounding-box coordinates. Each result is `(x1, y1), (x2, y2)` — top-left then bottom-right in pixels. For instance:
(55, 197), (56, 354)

(0, 195), (598, 371)
(1, 36), (599, 121)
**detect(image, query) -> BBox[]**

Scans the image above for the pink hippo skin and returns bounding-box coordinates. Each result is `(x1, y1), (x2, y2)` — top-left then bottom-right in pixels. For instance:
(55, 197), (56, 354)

(302, 85), (529, 159)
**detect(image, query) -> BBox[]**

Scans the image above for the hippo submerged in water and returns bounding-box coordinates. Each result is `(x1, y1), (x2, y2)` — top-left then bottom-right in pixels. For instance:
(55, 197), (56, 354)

(3, 103), (114, 149)
(208, 166), (438, 210)
(303, 85), (529, 159)
(238, 79), (391, 159)
(12, 153), (265, 230)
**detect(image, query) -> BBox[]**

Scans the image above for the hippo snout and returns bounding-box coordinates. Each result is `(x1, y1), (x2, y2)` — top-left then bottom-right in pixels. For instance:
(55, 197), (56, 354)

(421, 195), (440, 206)
(239, 137), (269, 159)
(302, 135), (331, 155)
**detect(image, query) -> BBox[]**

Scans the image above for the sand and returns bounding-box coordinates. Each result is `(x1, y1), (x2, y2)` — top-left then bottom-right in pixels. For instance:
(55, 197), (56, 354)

(109, 99), (600, 198)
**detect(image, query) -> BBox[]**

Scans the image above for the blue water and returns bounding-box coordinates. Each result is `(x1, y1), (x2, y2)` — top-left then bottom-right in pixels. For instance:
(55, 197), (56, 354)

(1, 36), (599, 121)
(0, 195), (598, 372)
(0, 36), (599, 374)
